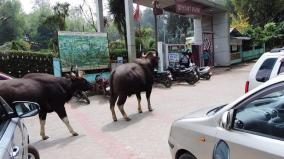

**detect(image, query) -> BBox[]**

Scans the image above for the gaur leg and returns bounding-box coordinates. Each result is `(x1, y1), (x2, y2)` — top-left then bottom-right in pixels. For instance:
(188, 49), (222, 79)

(39, 111), (49, 140)
(117, 95), (130, 121)
(136, 93), (142, 113)
(54, 106), (78, 136)
(146, 88), (153, 111)
(110, 94), (118, 122)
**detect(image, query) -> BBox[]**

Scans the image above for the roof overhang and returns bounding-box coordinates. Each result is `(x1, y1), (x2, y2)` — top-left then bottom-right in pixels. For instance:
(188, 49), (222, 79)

(135, 0), (227, 16)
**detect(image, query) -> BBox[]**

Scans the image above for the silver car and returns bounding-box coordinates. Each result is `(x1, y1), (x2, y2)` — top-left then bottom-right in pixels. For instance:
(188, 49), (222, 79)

(169, 75), (284, 159)
(0, 96), (40, 159)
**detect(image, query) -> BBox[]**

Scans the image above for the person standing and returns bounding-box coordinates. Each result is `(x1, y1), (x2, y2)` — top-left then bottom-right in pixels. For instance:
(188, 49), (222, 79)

(203, 50), (210, 66)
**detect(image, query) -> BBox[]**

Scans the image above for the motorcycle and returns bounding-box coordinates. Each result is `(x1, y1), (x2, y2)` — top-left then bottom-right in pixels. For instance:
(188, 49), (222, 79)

(74, 90), (90, 104)
(154, 70), (173, 88)
(67, 66), (91, 104)
(167, 65), (199, 85)
(94, 74), (110, 97)
(190, 63), (212, 80)
(197, 66), (212, 80)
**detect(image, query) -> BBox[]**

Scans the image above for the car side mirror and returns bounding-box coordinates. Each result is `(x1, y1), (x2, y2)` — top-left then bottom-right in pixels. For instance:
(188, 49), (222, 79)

(256, 76), (268, 82)
(13, 101), (40, 118)
(221, 109), (234, 130)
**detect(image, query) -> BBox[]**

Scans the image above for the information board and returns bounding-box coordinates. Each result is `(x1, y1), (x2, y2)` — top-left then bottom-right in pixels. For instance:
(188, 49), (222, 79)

(58, 31), (110, 72)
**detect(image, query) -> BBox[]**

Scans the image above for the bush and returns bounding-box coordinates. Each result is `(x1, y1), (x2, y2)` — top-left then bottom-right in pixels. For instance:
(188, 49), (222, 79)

(11, 40), (31, 51)
(0, 51), (54, 78)
(109, 40), (125, 51)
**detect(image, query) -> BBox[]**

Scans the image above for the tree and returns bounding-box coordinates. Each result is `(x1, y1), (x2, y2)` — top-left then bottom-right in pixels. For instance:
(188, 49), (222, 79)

(0, 0), (25, 45)
(43, 2), (70, 56)
(108, 0), (127, 48)
(230, 0), (284, 27)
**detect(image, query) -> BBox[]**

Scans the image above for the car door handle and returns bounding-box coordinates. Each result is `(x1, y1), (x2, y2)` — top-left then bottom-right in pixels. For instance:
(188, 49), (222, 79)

(11, 146), (20, 157)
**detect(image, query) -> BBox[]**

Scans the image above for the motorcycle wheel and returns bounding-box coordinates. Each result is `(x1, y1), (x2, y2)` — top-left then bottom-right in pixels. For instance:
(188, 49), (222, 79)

(186, 78), (196, 85)
(163, 78), (172, 88)
(205, 75), (211, 80)
(81, 92), (90, 104)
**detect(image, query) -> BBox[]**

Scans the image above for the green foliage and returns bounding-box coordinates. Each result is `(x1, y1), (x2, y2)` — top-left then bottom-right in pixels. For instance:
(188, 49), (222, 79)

(110, 48), (127, 57)
(0, 0), (25, 45)
(229, 0), (284, 27)
(135, 27), (155, 51)
(43, 2), (70, 56)
(0, 50), (53, 78)
(109, 40), (125, 51)
(11, 40), (30, 51)
(108, 0), (127, 48)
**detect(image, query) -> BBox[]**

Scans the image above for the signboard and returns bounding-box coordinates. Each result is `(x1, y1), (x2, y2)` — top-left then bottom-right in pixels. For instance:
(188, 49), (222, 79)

(168, 53), (180, 63)
(176, 2), (202, 15)
(58, 31), (110, 72)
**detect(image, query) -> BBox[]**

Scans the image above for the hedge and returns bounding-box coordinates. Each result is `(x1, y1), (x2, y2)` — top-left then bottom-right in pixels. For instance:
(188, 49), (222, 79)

(0, 51), (54, 78)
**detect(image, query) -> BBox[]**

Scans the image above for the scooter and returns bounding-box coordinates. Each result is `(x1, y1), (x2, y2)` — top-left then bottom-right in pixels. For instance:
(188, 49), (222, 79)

(154, 70), (173, 88)
(167, 65), (199, 85)
(198, 66), (212, 80)
(190, 63), (212, 80)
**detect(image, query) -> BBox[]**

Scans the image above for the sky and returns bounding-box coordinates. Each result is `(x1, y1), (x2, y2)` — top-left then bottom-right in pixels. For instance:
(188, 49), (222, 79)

(19, 0), (146, 15)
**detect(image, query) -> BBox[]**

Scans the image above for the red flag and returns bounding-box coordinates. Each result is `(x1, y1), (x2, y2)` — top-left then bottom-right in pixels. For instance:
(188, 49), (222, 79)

(134, 0), (141, 21)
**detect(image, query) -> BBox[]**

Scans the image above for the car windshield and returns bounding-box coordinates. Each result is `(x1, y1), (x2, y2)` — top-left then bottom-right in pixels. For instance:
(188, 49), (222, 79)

(207, 104), (227, 116)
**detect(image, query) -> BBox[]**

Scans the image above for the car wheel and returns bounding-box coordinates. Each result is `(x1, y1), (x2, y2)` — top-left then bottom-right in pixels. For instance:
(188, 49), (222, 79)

(28, 145), (40, 159)
(178, 153), (196, 159)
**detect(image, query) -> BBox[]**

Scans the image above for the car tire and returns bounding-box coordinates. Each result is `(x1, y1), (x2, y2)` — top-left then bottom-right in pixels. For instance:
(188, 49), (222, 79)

(28, 145), (40, 159)
(178, 153), (196, 159)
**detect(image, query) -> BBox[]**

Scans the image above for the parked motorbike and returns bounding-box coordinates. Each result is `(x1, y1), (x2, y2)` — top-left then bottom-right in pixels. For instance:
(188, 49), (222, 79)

(197, 66), (212, 80)
(94, 74), (110, 96)
(190, 63), (212, 80)
(66, 65), (91, 104)
(74, 90), (90, 104)
(154, 70), (173, 88)
(167, 65), (199, 85)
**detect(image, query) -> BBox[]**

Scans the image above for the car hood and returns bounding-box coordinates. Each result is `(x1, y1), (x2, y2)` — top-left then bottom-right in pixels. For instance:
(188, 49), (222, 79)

(182, 104), (226, 119)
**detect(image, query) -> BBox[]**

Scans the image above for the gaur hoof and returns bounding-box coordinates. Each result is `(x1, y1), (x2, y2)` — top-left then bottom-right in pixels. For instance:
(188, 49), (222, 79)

(149, 108), (153, 112)
(125, 117), (131, 121)
(72, 132), (79, 136)
(138, 110), (143, 113)
(113, 119), (118, 122)
(42, 136), (49, 140)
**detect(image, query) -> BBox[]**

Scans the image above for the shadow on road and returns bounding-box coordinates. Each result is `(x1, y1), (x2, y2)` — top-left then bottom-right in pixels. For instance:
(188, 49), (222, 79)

(31, 135), (86, 150)
(101, 111), (153, 132)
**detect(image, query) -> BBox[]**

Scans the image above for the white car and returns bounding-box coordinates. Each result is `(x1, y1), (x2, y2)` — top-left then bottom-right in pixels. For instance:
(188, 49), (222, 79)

(0, 97), (40, 159)
(169, 74), (284, 159)
(246, 48), (284, 93)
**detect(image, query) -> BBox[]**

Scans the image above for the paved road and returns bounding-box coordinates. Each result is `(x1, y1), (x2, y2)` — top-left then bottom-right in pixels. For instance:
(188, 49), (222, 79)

(25, 63), (254, 159)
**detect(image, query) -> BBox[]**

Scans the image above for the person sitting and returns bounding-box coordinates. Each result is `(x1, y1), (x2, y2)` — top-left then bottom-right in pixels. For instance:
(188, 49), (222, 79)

(179, 50), (191, 68)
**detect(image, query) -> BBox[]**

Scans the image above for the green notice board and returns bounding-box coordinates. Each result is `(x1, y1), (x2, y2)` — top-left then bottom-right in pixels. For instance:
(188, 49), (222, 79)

(58, 31), (110, 72)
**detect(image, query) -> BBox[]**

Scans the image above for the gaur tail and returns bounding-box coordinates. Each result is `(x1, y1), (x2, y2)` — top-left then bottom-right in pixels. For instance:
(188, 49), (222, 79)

(110, 70), (115, 96)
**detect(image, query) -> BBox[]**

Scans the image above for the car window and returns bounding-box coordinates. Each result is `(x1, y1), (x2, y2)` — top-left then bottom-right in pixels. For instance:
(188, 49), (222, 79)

(0, 103), (8, 130)
(233, 88), (284, 139)
(278, 61), (284, 74)
(256, 58), (277, 82)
